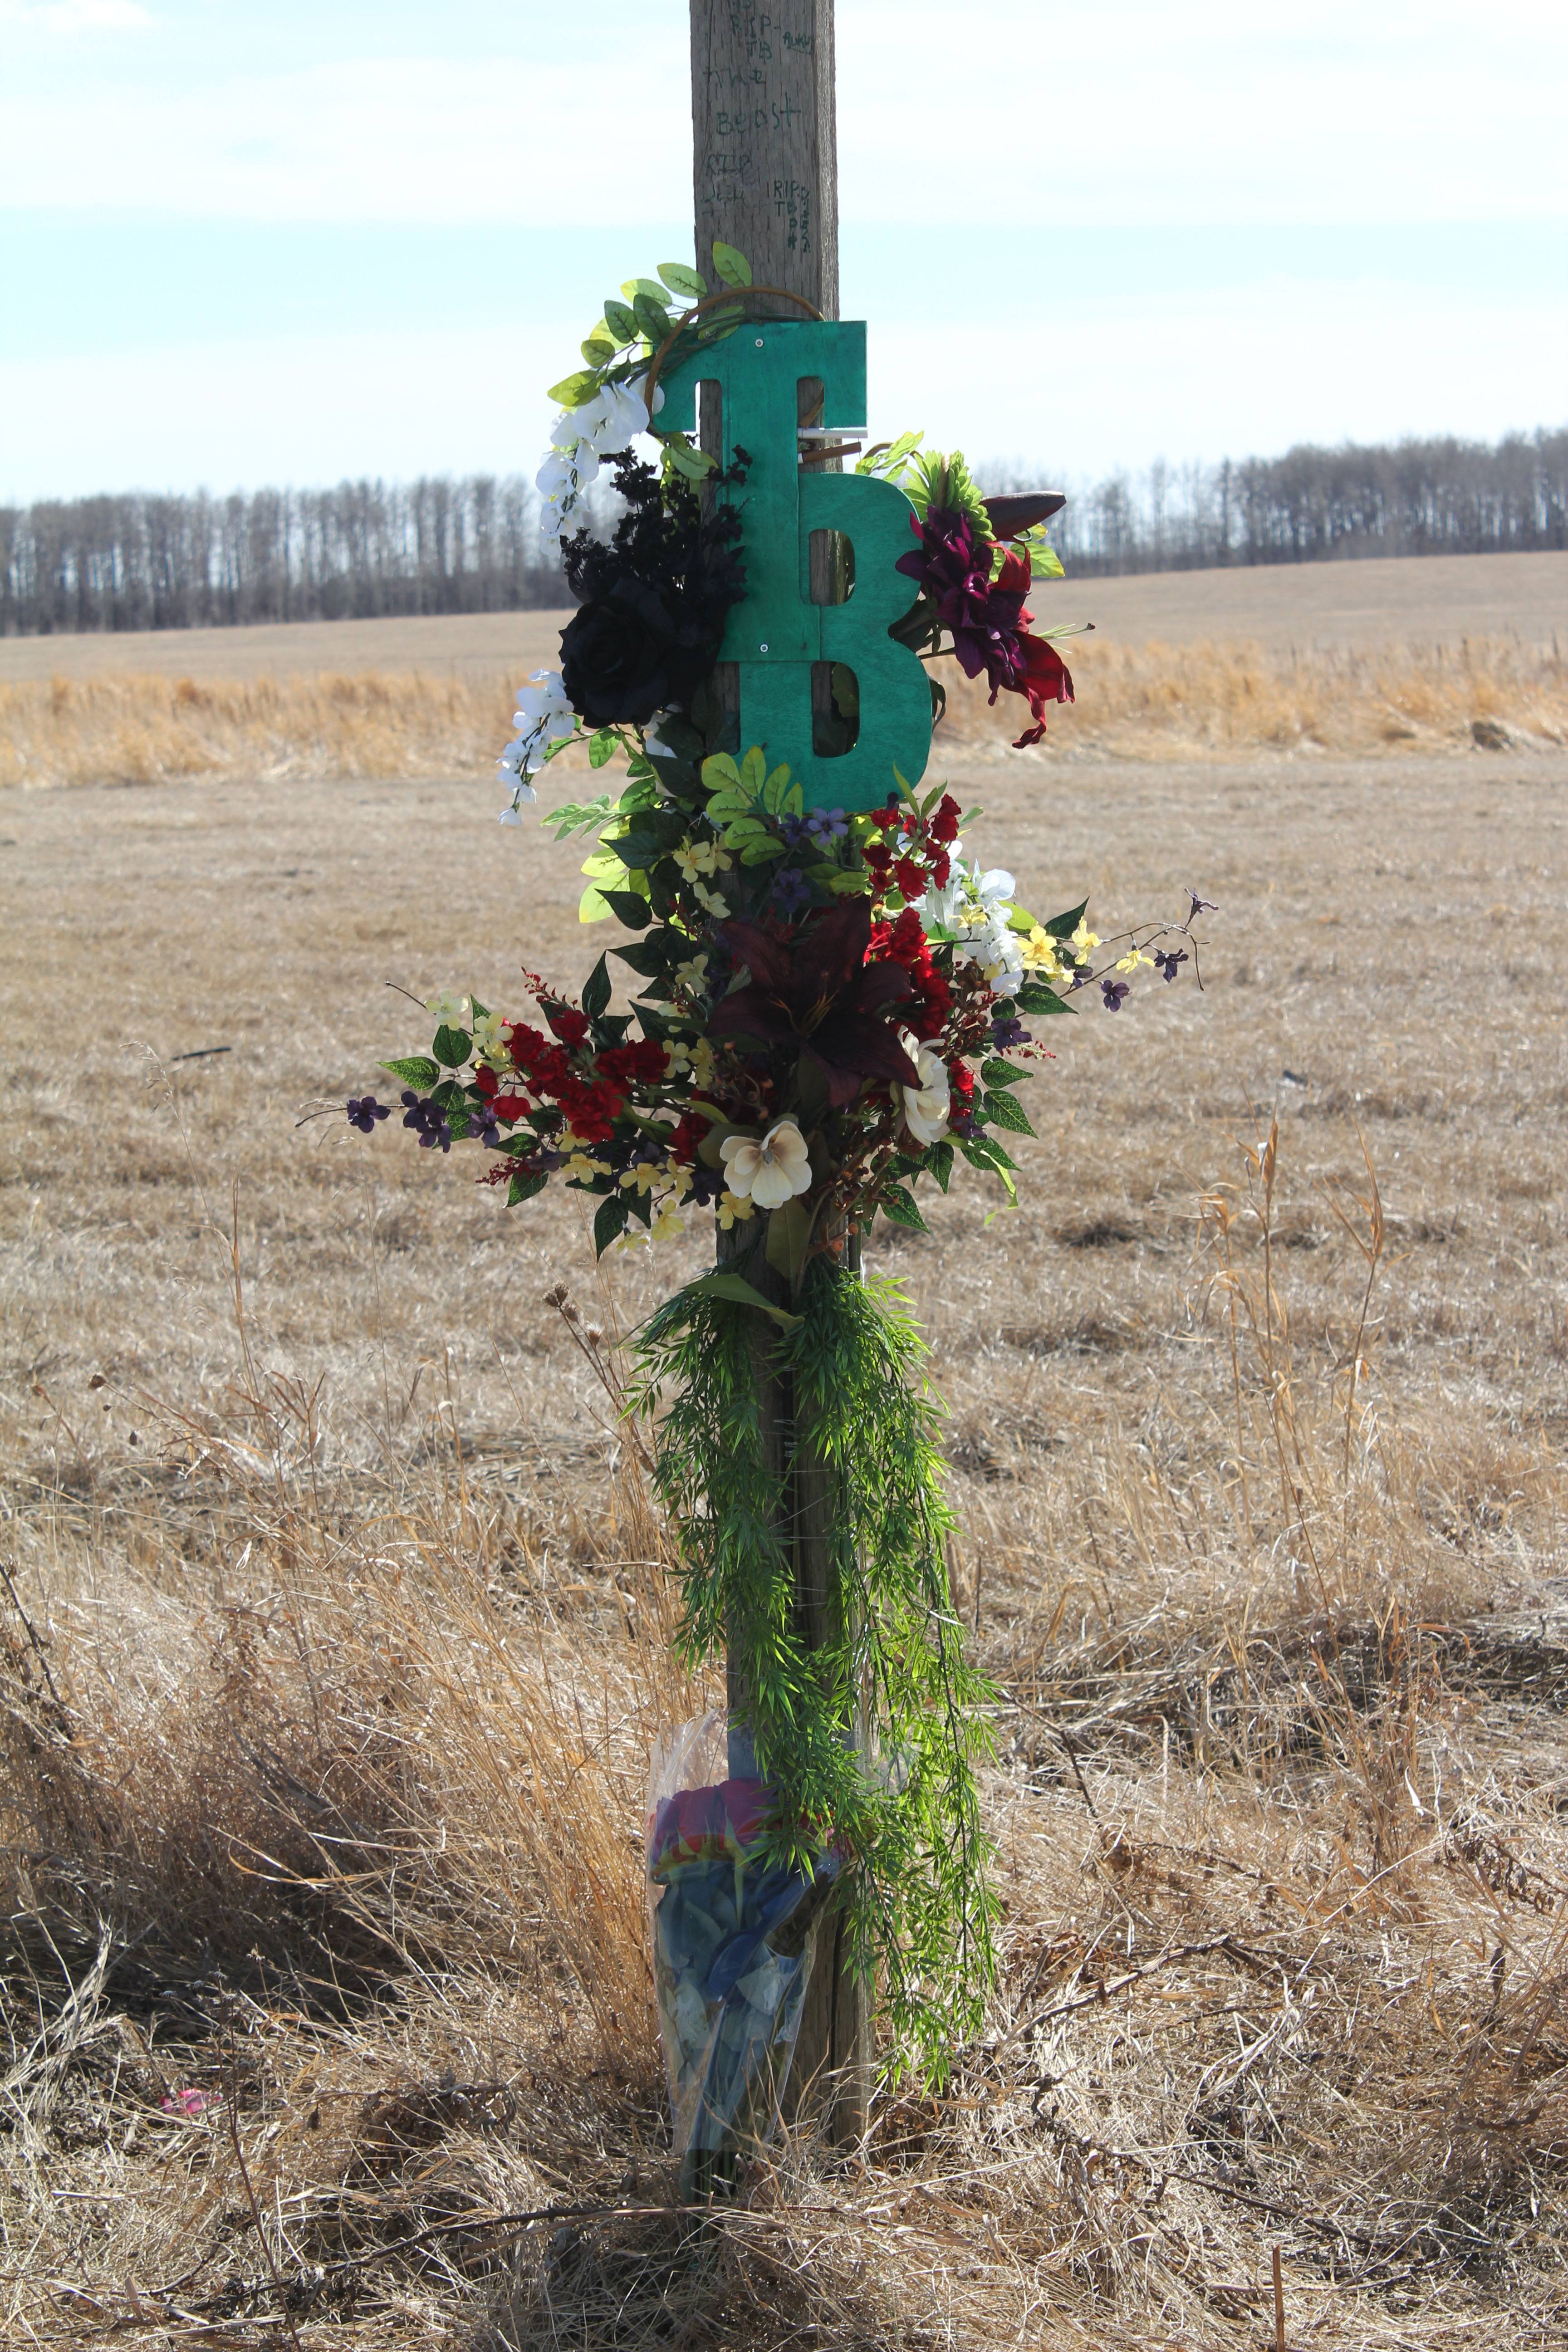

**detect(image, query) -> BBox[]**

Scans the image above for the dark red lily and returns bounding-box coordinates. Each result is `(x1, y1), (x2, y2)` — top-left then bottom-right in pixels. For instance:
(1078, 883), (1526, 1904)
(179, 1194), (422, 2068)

(710, 897), (920, 1108)
(1010, 632), (1076, 747)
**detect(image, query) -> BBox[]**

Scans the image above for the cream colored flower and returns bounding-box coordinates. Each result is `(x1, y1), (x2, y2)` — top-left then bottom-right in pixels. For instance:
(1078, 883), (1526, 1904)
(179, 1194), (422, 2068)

(470, 1009), (510, 1065)
(426, 988), (470, 1031)
(673, 953), (710, 996)
(897, 1043), (951, 1147)
(715, 1190), (756, 1231)
(719, 1118), (813, 1210)
(651, 1203), (684, 1241)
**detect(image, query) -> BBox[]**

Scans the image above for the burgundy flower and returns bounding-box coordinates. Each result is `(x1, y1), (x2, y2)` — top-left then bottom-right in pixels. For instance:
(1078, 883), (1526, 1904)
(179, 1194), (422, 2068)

(897, 510), (1033, 700)
(1009, 630), (1076, 747)
(709, 897), (920, 1108)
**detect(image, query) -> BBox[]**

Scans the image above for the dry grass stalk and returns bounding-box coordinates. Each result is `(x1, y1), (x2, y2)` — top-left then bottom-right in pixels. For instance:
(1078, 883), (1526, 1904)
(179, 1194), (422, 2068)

(4, 629), (1566, 790)
(3, 726), (1567, 2342)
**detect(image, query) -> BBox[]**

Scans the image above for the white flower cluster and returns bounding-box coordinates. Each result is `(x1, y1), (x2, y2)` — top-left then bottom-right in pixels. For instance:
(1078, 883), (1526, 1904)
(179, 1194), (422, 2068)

(918, 858), (1026, 984)
(497, 669), (576, 822)
(535, 375), (662, 544)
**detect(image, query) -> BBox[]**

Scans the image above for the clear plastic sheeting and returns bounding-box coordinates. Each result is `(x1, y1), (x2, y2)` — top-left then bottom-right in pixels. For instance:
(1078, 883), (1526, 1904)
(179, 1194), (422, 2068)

(646, 1714), (837, 2194)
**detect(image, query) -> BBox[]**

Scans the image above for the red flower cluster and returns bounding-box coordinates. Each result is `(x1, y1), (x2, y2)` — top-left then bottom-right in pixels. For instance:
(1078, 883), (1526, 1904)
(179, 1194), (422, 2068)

(871, 905), (952, 1041)
(864, 792), (961, 904)
(476, 1019), (669, 1147)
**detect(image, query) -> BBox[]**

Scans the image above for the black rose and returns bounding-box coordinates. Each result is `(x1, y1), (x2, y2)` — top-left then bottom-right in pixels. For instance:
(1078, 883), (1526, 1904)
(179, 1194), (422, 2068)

(559, 574), (725, 728)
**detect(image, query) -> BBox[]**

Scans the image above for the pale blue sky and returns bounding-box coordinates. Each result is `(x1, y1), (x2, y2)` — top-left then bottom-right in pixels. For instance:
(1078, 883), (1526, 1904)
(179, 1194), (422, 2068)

(1, 0), (1564, 499)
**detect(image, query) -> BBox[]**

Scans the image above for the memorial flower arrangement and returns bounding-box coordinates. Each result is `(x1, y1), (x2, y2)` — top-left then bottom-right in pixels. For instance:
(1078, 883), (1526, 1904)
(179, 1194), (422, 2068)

(347, 244), (1212, 2103)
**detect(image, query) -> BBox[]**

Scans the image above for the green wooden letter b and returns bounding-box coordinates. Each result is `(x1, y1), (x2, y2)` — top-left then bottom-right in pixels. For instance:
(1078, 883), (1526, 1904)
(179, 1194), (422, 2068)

(657, 321), (933, 811)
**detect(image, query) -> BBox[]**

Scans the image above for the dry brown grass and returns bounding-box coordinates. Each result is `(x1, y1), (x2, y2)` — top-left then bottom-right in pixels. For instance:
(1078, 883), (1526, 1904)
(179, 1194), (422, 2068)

(4, 628), (1566, 790)
(4, 713), (1568, 2345)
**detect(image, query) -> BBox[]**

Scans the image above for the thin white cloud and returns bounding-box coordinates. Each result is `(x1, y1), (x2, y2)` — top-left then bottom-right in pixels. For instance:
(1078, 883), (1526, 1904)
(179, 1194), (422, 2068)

(0, 2), (1563, 223)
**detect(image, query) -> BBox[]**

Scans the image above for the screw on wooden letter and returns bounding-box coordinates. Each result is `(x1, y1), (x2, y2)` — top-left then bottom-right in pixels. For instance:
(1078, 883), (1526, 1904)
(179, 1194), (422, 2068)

(657, 322), (934, 809)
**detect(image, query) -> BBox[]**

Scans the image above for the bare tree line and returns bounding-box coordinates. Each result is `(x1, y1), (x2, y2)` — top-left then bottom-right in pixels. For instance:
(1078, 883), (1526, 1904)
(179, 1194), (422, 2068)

(3, 425), (1565, 637)
(0, 476), (567, 637)
(996, 426), (1568, 577)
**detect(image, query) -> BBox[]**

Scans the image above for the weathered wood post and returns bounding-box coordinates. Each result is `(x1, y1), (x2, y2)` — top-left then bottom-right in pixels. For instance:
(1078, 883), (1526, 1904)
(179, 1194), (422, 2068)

(689, 0), (869, 2148)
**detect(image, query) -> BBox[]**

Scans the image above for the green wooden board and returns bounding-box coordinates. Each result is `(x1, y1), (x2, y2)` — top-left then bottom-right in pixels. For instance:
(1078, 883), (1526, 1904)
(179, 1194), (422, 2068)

(658, 322), (934, 811)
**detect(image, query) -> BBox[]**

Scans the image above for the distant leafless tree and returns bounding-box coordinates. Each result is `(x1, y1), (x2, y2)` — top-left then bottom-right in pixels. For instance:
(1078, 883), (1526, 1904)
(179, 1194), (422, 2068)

(3, 426), (1565, 636)
(0, 474), (566, 636)
(983, 424), (1568, 579)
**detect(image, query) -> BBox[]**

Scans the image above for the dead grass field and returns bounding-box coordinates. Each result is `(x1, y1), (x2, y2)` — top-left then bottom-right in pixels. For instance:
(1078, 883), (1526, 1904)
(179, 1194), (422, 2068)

(4, 588), (1568, 2346)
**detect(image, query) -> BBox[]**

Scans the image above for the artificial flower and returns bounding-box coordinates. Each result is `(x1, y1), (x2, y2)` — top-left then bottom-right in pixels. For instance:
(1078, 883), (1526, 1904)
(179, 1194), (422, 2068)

(470, 1009), (510, 1064)
(426, 989), (470, 1031)
(1071, 918), (1100, 957)
(720, 1118), (813, 1210)
(711, 897), (920, 1107)
(897, 1043), (952, 1147)
(1020, 926), (1064, 976)
(715, 1190), (756, 1230)
(651, 1203), (684, 1241)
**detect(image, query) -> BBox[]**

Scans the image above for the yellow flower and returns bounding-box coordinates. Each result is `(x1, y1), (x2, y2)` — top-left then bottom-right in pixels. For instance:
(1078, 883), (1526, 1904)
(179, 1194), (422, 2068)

(673, 837), (730, 881)
(563, 1149), (609, 1181)
(715, 1190), (756, 1230)
(1070, 917), (1100, 957)
(673, 953), (710, 996)
(1115, 948), (1154, 975)
(651, 1204), (684, 1241)
(664, 1039), (694, 1075)
(691, 1039), (717, 1087)
(691, 879), (728, 917)
(1020, 926), (1063, 977)
(619, 1160), (661, 1195)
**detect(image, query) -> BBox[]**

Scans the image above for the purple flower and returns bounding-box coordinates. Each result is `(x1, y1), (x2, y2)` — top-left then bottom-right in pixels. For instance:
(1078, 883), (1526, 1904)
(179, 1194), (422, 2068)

(401, 1089), (452, 1152)
(346, 1095), (390, 1133)
(990, 1015), (1028, 1050)
(1186, 891), (1218, 920)
(770, 866), (812, 916)
(1153, 946), (1188, 983)
(686, 1164), (725, 1206)
(895, 509), (1031, 700)
(1100, 978), (1130, 1011)
(804, 806), (848, 845)
(472, 1103), (504, 1147)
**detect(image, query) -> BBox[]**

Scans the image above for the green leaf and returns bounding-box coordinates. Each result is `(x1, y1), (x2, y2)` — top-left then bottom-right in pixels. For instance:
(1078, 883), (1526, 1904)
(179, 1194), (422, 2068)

(657, 260), (707, 300)
(578, 883), (613, 923)
(879, 1186), (928, 1233)
(581, 954), (612, 1022)
(432, 1024), (471, 1069)
(632, 293), (672, 344)
(739, 744), (766, 796)
(761, 761), (793, 815)
(506, 1169), (549, 1209)
(546, 369), (599, 408)
(1045, 897), (1090, 941)
(544, 793), (614, 840)
(620, 276), (670, 304)
(379, 1054), (439, 1088)
(588, 728), (618, 769)
(928, 1140), (955, 1193)
(612, 939), (669, 977)
(580, 333), (616, 366)
(602, 298), (638, 343)
(710, 240), (753, 289)
(983, 1088), (1036, 1137)
(674, 1269), (802, 1330)
(828, 868), (872, 894)
(961, 1132), (1018, 1173)
(980, 1056), (1029, 1088)
(1028, 535), (1065, 580)
(663, 438), (716, 480)
(593, 1192), (629, 1255)
(764, 1196), (813, 1287)
(701, 751), (742, 793)
(601, 888), (652, 930)
(1016, 981), (1073, 1016)
(738, 837), (787, 864)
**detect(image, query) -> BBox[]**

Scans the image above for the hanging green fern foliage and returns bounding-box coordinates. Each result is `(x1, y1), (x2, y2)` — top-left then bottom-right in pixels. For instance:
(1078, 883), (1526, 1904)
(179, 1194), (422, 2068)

(629, 1257), (998, 2079)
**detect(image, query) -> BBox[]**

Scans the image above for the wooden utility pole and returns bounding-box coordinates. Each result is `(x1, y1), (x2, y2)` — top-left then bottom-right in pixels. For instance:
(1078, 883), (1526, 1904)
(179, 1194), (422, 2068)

(689, 0), (868, 2149)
